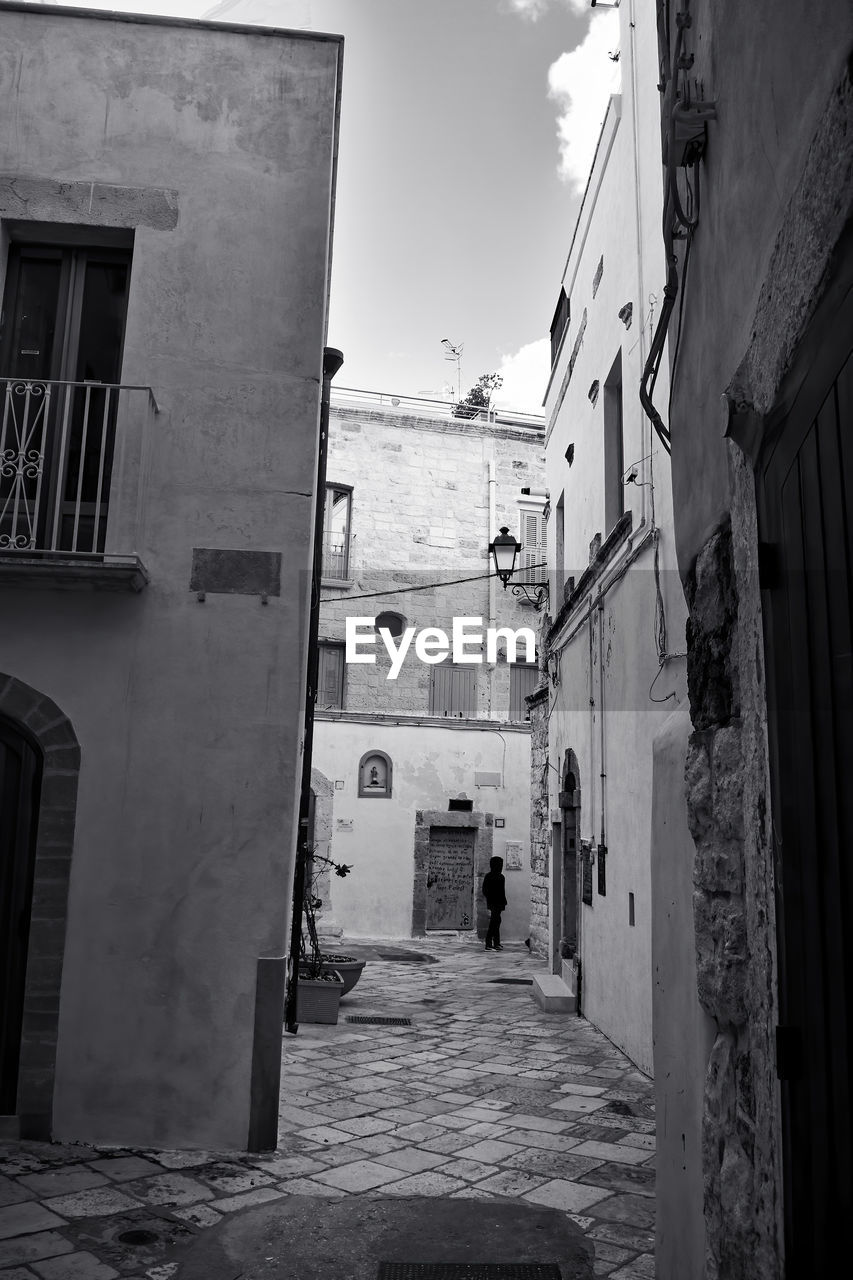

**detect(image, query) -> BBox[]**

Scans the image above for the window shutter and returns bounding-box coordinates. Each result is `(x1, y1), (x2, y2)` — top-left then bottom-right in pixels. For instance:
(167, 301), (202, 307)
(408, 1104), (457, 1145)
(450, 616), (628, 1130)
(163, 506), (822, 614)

(510, 662), (539, 721)
(519, 509), (545, 583)
(429, 663), (476, 717)
(318, 645), (344, 709)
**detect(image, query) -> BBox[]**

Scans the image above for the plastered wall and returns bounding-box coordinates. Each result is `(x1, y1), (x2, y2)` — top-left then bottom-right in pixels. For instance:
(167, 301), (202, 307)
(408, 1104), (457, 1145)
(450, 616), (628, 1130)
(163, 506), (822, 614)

(0, 5), (341, 1148)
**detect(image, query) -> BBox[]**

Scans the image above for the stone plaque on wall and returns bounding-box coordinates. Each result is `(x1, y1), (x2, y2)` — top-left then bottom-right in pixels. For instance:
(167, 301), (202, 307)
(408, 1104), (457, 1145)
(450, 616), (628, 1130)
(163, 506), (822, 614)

(504, 840), (523, 871)
(426, 826), (476, 930)
(189, 548), (281, 596)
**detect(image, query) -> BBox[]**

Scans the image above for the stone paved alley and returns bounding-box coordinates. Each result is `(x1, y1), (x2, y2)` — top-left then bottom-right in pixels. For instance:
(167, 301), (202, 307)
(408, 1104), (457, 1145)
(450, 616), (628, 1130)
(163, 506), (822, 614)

(0, 939), (655, 1278)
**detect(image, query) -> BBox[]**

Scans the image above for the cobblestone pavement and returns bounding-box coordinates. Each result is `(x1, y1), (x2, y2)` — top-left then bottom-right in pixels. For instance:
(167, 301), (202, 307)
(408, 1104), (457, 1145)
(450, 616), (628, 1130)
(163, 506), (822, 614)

(0, 937), (655, 1279)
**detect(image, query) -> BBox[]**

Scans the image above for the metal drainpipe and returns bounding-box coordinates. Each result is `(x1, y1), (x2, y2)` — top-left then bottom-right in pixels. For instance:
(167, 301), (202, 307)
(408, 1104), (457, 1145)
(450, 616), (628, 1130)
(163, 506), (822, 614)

(284, 345), (344, 1035)
(598, 593), (606, 847)
(628, 0), (649, 527)
(487, 456), (497, 716)
(588, 602), (596, 848)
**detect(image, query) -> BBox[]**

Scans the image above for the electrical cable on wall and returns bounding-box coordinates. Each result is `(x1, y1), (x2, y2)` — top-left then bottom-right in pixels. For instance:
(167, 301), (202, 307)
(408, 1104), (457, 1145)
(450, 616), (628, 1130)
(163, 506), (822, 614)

(320, 561), (548, 604)
(640, 0), (715, 454)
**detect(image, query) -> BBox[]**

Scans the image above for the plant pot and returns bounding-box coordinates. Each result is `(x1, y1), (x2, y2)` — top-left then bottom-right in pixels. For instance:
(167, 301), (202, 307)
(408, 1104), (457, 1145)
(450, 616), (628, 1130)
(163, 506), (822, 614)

(321, 954), (366, 996)
(296, 971), (343, 1024)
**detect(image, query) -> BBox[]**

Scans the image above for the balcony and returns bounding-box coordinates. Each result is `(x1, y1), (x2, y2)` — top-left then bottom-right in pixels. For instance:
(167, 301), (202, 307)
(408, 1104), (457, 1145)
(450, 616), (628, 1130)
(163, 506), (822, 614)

(0, 378), (157, 591)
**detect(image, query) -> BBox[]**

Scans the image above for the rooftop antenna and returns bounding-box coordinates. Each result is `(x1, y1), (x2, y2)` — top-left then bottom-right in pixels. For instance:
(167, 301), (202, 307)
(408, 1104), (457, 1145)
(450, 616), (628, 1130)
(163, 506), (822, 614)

(440, 338), (464, 401)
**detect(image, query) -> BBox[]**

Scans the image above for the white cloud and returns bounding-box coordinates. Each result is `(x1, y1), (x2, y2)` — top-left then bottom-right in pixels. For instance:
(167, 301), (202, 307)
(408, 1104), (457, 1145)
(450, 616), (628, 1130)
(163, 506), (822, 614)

(547, 9), (621, 191)
(494, 338), (551, 414)
(508, 0), (590, 19)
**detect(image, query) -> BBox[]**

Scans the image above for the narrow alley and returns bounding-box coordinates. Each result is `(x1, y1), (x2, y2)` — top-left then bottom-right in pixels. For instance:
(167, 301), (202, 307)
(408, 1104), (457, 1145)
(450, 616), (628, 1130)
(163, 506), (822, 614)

(0, 939), (654, 1279)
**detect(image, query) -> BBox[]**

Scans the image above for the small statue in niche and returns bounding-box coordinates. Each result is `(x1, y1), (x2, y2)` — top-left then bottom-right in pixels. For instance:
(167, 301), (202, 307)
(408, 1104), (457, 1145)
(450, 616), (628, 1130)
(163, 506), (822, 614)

(369, 765), (380, 786)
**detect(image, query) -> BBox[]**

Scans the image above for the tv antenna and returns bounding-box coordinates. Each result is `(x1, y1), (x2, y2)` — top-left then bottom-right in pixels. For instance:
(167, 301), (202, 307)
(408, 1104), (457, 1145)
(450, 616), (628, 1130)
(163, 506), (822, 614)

(440, 338), (464, 400)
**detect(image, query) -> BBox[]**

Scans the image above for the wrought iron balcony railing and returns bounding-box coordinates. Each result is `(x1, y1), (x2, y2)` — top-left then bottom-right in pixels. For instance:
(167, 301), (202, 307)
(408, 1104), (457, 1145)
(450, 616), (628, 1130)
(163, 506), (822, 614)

(0, 378), (158, 572)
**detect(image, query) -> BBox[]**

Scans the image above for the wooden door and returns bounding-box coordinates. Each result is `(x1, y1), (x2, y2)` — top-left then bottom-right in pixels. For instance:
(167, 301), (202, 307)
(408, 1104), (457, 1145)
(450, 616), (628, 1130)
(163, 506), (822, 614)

(426, 827), (476, 930)
(757, 276), (853, 1276)
(0, 718), (42, 1114)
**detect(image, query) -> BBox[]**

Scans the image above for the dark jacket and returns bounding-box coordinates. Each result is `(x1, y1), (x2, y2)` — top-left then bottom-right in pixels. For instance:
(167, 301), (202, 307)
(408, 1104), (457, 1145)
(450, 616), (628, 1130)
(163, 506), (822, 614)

(482, 870), (507, 910)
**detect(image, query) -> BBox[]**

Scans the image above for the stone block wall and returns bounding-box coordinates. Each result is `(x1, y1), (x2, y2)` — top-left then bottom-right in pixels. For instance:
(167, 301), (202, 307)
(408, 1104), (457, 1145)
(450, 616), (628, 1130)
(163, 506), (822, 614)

(527, 685), (550, 957)
(321, 405), (545, 721)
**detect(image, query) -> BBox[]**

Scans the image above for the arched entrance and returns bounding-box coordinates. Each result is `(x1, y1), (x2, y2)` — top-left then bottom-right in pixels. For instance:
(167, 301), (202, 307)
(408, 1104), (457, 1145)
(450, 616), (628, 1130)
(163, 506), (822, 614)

(0, 717), (42, 1115)
(0, 675), (79, 1137)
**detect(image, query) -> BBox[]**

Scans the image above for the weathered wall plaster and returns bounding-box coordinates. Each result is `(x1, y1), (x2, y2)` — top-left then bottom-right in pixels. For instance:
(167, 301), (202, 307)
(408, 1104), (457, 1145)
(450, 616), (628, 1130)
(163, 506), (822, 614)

(313, 717), (532, 941)
(0, 5), (341, 1149)
(542, 0), (687, 1076)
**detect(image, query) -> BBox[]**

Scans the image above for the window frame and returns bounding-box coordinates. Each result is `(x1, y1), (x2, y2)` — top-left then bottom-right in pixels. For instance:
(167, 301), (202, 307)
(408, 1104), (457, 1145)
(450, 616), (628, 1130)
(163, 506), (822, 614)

(316, 640), (346, 710)
(321, 482), (353, 583)
(603, 349), (625, 535)
(550, 288), (570, 367)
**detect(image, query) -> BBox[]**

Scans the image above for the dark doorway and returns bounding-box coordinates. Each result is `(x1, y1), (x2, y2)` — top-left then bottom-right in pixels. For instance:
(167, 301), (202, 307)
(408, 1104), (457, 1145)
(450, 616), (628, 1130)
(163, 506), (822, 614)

(756, 253), (853, 1276)
(559, 753), (581, 960)
(0, 717), (42, 1114)
(0, 240), (131, 552)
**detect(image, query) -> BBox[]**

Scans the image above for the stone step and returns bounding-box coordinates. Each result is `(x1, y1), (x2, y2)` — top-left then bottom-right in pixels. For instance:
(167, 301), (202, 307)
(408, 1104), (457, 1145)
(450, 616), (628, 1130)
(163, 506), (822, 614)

(0, 1115), (20, 1140)
(531, 973), (576, 1013)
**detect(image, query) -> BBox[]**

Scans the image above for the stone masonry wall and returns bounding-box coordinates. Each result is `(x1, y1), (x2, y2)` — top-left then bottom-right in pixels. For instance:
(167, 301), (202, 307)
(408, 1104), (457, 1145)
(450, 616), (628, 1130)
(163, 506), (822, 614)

(321, 406), (545, 721)
(683, 506), (780, 1280)
(527, 685), (550, 957)
(679, 54), (853, 1280)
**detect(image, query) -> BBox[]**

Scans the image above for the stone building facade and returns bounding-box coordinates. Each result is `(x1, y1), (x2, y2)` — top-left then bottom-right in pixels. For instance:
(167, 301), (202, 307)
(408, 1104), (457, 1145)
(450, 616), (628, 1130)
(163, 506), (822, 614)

(535, 0), (687, 1076)
(312, 394), (546, 943)
(0, 3), (341, 1150)
(649, 2), (853, 1276)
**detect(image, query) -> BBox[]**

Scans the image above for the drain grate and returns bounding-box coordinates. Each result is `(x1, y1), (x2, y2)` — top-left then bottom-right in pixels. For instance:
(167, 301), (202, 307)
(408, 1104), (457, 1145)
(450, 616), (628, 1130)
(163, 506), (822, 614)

(489, 978), (533, 986)
(346, 1015), (412, 1026)
(377, 1267), (562, 1279)
(118, 1229), (160, 1246)
(375, 951), (438, 964)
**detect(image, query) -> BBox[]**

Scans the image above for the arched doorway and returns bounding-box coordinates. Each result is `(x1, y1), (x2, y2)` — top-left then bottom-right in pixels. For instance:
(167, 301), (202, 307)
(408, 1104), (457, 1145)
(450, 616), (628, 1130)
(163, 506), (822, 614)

(0, 717), (42, 1115)
(554, 750), (581, 990)
(0, 675), (79, 1136)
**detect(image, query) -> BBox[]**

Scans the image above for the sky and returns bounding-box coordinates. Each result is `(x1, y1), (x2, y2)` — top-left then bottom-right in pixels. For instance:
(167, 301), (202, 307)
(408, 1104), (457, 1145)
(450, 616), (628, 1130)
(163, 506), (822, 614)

(44, 0), (621, 410)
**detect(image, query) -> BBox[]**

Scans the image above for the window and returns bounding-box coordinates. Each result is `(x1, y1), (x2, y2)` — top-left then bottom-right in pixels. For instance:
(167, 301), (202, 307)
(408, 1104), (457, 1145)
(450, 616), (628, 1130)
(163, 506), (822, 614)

(317, 642), (345, 709)
(358, 750), (392, 798)
(518, 507), (546, 585)
(510, 661), (539, 722)
(0, 239), (131, 553)
(375, 611), (406, 638)
(322, 485), (352, 580)
(603, 350), (624, 533)
(429, 663), (477, 718)
(550, 288), (570, 366)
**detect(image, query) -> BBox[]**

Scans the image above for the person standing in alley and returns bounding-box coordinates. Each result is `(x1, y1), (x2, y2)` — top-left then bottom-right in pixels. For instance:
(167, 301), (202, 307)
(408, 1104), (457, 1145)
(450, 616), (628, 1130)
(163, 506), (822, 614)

(482, 855), (507, 951)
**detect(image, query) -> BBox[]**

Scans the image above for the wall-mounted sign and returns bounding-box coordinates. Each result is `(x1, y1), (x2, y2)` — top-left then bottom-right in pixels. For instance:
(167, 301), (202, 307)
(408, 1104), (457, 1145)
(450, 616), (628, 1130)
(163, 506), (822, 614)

(336, 818), (353, 833)
(494, 817), (505, 828)
(504, 840), (523, 870)
(335, 780), (345, 790)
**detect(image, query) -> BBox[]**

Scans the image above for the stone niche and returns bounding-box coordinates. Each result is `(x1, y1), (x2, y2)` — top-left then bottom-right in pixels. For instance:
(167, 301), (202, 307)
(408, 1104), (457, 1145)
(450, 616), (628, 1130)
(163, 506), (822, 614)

(412, 808), (494, 938)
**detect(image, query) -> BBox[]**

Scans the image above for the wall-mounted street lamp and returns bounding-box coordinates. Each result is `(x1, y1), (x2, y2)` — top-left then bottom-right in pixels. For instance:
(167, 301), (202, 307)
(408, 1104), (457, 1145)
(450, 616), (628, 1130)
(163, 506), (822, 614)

(488, 526), (549, 610)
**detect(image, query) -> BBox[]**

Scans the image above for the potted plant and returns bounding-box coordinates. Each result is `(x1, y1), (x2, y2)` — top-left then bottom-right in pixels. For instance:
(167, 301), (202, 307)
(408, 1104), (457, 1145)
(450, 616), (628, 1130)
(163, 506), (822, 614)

(296, 853), (360, 1023)
(320, 952), (366, 995)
